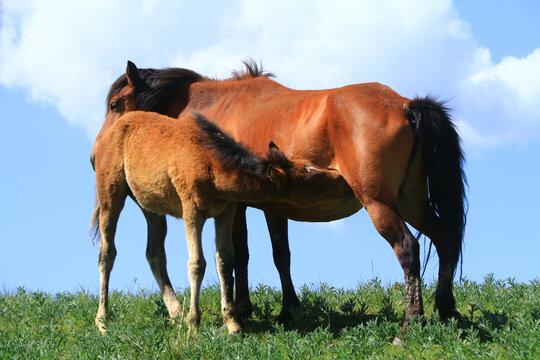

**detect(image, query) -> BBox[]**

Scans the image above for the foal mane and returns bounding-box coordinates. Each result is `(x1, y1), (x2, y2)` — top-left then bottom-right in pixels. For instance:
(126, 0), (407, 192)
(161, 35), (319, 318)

(193, 112), (290, 178)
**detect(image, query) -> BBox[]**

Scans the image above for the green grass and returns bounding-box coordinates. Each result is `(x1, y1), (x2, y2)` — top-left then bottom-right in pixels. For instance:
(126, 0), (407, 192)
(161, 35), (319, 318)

(1, 275), (538, 359)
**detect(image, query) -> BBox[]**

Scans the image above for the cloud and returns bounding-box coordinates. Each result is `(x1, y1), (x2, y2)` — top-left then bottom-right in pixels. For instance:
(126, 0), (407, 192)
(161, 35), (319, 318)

(456, 47), (540, 146)
(1, 0), (539, 148)
(0, 0), (231, 135)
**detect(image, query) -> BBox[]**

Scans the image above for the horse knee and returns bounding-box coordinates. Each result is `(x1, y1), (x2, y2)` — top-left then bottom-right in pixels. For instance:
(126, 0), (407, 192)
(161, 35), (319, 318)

(98, 243), (117, 269)
(188, 259), (206, 280)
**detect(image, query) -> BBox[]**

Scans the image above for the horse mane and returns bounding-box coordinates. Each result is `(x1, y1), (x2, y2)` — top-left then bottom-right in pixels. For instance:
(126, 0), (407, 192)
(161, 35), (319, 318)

(106, 67), (204, 113)
(107, 60), (275, 114)
(230, 59), (275, 80)
(192, 112), (290, 178)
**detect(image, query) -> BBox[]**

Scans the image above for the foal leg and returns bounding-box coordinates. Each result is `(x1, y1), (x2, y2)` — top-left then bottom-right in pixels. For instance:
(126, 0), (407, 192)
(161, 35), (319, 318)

(264, 211), (300, 323)
(365, 201), (423, 329)
(183, 207), (206, 334)
(142, 210), (183, 320)
(95, 197), (125, 333)
(232, 203), (253, 318)
(215, 204), (243, 335)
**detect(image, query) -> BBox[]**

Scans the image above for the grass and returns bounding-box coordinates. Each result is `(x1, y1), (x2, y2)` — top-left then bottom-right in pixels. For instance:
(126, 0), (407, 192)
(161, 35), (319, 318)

(1, 274), (538, 359)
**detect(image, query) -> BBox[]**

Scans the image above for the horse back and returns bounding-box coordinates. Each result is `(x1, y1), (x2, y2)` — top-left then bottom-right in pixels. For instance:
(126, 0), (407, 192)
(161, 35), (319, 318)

(185, 79), (413, 170)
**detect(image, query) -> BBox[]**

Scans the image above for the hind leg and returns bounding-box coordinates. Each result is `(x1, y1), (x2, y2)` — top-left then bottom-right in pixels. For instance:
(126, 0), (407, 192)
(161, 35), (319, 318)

(264, 211), (300, 323)
(215, 204), (242, 334)
(141, 210), (183, 320)
(426, 219), (461, 320)
(183, 206), (206, 335)
(365, 201), (423, 328)
(95, 193), (126, 333)
(399, 193), (460, 321)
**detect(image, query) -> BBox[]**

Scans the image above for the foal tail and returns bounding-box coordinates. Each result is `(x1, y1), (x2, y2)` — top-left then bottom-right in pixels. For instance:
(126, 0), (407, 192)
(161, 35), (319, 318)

(89, 197), (101, 243)
(406, 96), (467, 276)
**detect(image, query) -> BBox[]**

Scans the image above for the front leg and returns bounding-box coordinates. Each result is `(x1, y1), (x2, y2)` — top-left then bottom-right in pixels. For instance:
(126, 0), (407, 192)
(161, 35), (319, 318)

(232, 203), (253, 318)
(215, 204), (243, 335)
(264, 211), (300, 323)
(183, 208), (206, 335)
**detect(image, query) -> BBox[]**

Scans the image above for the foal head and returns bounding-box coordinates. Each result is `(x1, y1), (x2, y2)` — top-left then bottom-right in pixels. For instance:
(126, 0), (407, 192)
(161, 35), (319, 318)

(275, 146), (351, 202)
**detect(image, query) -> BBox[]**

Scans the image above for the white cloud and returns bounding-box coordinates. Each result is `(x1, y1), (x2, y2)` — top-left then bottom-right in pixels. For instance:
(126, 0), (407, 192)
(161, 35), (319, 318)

(1, 0), (539, 148)
(313, 219), (348, 236)
(455, 47), (540, 146)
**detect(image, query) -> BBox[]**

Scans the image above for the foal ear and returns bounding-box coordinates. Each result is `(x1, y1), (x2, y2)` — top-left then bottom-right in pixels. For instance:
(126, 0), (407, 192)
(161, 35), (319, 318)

(126, 60), (141, 87)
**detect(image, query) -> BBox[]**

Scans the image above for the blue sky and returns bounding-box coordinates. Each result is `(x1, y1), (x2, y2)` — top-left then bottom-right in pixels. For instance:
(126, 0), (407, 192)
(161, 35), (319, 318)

(1, 0), (539, 295)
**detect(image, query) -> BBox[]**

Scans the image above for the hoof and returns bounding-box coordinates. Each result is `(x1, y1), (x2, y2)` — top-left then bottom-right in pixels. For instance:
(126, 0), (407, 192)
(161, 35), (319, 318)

(440, 309), (461, 322)
(276, 310), (293, 325)
(229, 329), (243, 337)
(392, 336), (403, 346)
(95, 319), (107, 334)
(95, 313), (109, 335)
(236, 301), (253, 319)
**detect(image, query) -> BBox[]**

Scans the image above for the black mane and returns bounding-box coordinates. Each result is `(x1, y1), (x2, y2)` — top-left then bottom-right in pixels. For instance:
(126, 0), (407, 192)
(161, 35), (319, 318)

(106, 59), (274, 114)
(106, 67), (203, 114)
(192, 112), (290, 178)
(230, 59), (275, 80)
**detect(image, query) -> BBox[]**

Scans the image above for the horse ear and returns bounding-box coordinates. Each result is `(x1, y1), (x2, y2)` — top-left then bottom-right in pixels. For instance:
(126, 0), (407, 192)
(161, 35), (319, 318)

(268, 141), (280, 151)
(126, 60), (141, 87)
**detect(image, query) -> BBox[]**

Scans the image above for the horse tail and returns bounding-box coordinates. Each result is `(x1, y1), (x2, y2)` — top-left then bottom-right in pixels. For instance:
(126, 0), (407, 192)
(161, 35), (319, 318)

(406, 96), (467, 276)
(89, 196), (101, 244)
(193, 112), (291, 181)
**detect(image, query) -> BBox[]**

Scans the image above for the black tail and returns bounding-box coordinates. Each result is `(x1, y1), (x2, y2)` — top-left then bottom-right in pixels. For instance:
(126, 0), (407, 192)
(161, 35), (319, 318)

(406, 97), (467, 276)
(192, 112), (291, 178)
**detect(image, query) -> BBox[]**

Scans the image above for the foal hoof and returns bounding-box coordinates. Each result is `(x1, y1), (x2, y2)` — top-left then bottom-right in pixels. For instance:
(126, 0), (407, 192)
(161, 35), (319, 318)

(229, 329), (243, 337)
(95, 320), (108, 335)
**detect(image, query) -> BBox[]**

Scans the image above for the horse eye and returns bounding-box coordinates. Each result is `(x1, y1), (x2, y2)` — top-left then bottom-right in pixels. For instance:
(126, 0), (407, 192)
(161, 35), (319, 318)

(110, 101), (120, 112)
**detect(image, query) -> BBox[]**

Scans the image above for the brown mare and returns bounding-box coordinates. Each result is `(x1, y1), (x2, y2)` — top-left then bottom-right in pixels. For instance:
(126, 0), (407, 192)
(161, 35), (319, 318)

(90, 110), (349, 334)
(92, 60), (466, 329)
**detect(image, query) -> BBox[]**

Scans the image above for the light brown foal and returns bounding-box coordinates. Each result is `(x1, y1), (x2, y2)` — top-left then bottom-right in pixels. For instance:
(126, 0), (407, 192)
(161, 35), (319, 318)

(90, 110), (350, 334)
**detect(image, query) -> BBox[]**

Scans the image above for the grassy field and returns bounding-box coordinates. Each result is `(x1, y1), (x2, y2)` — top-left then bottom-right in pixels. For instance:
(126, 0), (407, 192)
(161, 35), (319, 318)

(1, 275), (538, 359)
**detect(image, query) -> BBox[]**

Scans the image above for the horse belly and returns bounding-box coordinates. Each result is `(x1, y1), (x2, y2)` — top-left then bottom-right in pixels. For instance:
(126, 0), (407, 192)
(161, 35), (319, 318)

(255, 197), (362, 222)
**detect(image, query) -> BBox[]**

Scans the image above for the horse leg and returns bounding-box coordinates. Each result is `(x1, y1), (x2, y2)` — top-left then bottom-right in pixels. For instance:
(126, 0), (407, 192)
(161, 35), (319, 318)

(183, 206), (206, 335)
(398, 184), (460, 321)
(214, 204), (243, 334)
(141, 210), (183, 320)
(427, 220), (461, 320)
(95, 195), (126, 334)
(364, 201), (423, 329)
(232, 203), (253, 318)
(264, 211), (300, 323)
